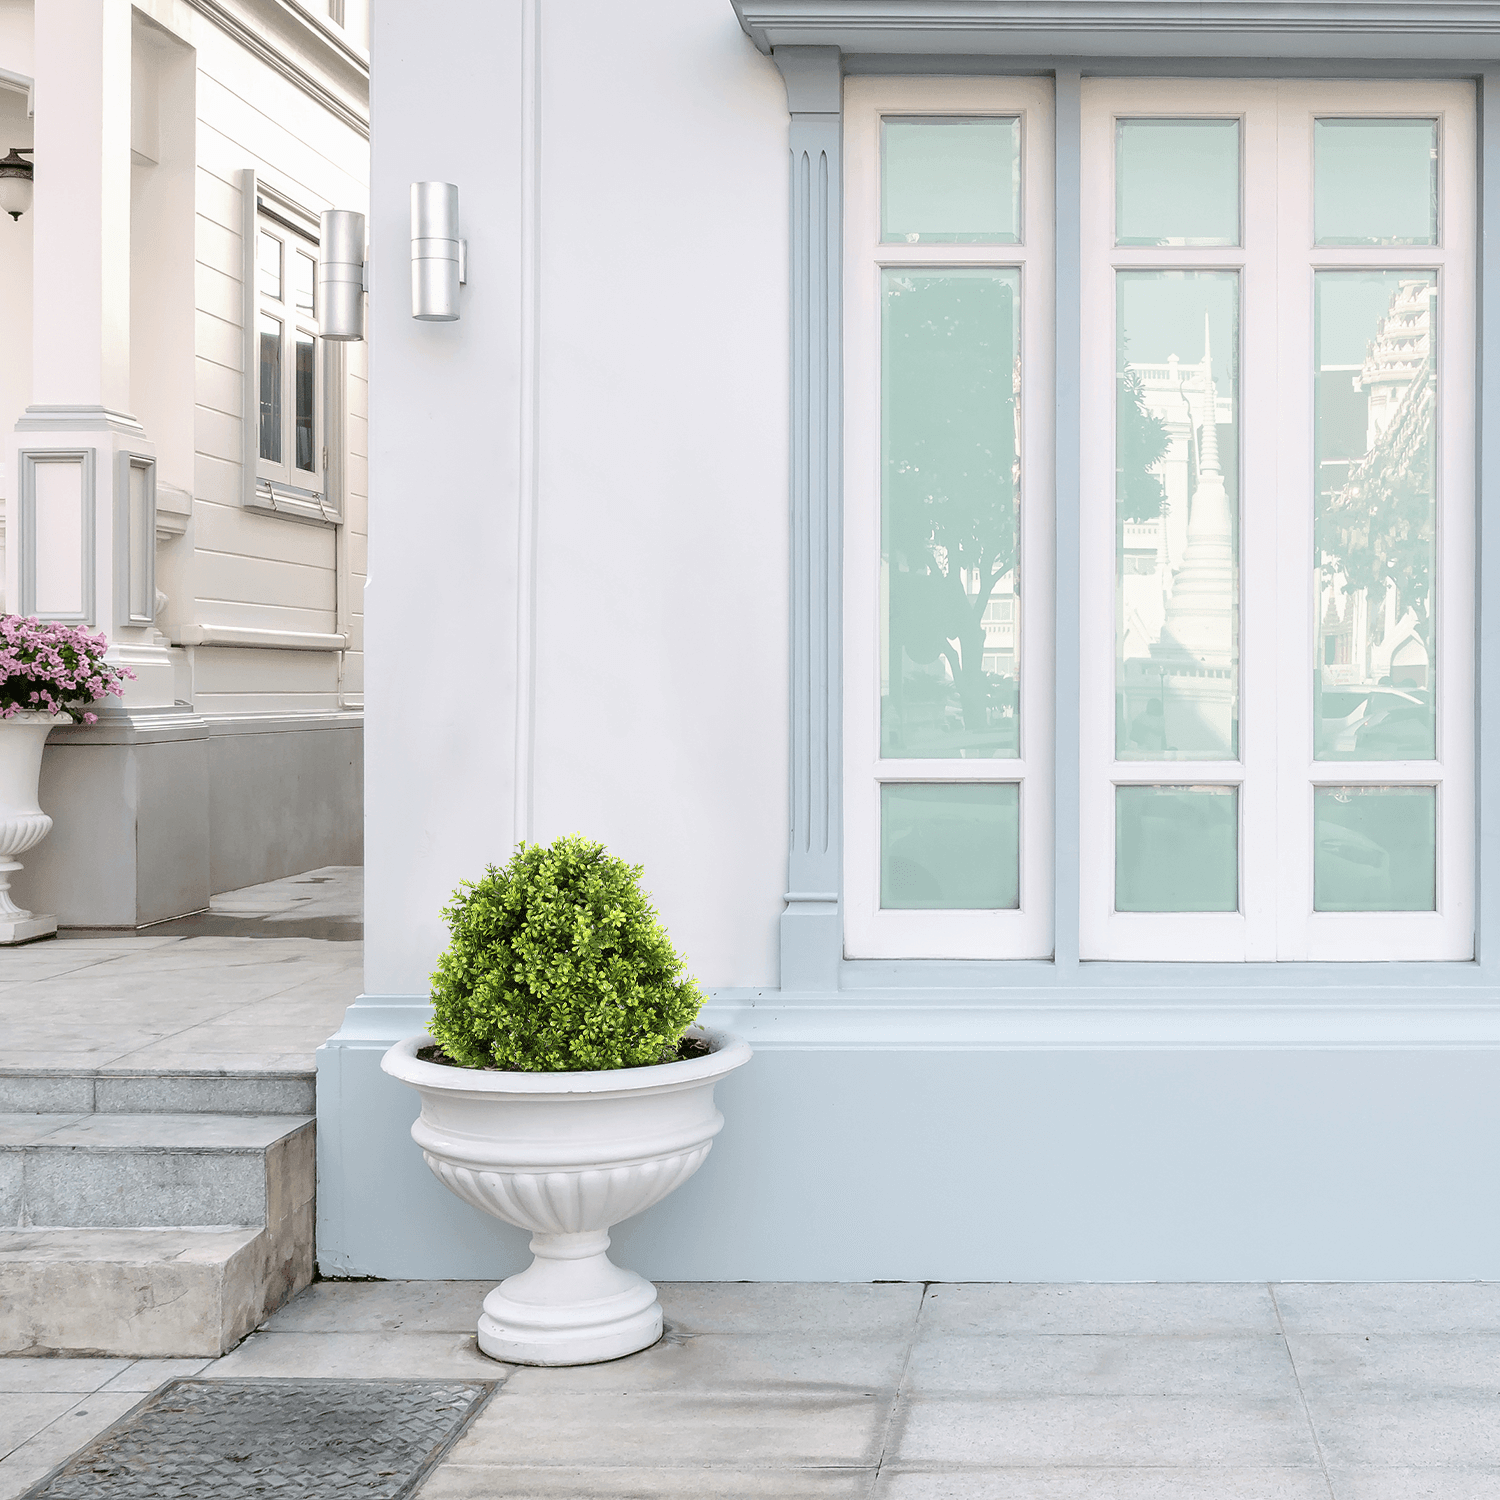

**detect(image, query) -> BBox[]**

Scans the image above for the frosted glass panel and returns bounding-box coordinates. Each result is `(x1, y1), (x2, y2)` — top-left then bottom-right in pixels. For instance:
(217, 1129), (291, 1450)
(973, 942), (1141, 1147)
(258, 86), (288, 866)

(1314, 786), (1436, 911)
(882, 268), (1021, 759)
(1116, 271), (1239, 760)
(295, 330), (316, 473)
(1115, 785), (1238, 913)
(293, 251), (316, 317)
(258, 314), (283, 464)
(258, 232), (282, 300)
(882, 117), (1021, 244)
(1315, 119), (1438, 246)
(1116, 119), (1239, 246)
(1314, 272), (1436, 760)
(881, 783), (1020, 909)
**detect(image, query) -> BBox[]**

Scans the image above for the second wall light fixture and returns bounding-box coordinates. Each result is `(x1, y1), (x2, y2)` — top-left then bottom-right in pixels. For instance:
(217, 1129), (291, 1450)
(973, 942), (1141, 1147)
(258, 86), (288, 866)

(411, 182), (466, 321)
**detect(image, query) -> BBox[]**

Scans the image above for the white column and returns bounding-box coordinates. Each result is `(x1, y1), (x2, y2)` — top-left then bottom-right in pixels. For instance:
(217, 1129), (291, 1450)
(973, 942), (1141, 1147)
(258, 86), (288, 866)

(5, 0), (173, 708)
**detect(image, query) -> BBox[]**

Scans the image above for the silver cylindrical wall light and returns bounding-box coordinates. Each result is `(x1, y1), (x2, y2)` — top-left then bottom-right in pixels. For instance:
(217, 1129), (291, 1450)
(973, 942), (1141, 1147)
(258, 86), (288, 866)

(318, 208), (367, 341)
(411, 182), (464, 321)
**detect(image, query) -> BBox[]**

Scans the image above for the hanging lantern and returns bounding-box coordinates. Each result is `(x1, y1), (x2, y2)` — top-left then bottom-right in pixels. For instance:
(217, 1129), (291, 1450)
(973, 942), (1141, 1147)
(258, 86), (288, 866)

(0, 148), (34, 222)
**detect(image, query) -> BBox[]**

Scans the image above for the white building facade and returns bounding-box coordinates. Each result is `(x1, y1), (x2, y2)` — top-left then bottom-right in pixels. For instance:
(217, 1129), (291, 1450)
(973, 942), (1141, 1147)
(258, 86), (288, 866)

(320, 1), (1500, 1282)
(0, 0), (367, 927)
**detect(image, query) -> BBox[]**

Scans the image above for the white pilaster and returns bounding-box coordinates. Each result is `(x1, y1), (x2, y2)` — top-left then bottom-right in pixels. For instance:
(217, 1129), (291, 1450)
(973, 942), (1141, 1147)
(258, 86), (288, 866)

(6, 0), (173, 709)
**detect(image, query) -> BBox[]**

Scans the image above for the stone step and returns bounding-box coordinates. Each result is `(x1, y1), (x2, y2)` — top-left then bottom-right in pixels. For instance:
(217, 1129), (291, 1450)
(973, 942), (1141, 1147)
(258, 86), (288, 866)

(0, 1225), (301, 1356)
(0, 1069), (314, 1116)
(0, 1113), (314, 1230)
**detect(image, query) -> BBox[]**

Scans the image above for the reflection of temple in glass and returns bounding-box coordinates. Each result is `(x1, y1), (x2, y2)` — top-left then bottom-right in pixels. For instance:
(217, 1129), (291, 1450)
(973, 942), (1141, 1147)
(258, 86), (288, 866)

(1318, 279), (1434, 702)
(1118, 320), (1239, 758)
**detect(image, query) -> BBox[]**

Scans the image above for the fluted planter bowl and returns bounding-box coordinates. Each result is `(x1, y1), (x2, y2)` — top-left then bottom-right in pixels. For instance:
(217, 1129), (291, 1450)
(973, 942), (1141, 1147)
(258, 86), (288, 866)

(0, 711), (69, 942)
(381, 1026), (751, 1366)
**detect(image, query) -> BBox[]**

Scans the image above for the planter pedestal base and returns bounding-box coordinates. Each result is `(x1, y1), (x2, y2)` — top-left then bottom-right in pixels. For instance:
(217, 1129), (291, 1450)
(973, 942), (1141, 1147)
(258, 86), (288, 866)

(476, 1230), (663, 1366)
(383, 1027), (750, 1368)
(0, 913), (57, 945)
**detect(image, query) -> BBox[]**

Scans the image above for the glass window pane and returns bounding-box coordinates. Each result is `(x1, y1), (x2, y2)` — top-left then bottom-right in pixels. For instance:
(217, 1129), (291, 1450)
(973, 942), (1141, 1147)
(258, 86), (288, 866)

(1115, 785), (1238, 913)
(258, 313), (282, 464)
(1116, 271), (1239, 761)
(258, 231), (283, 300)
(294, 329), (316, 473)
(1315, 119), (1438, 246)
(881, 783), (1020, 909)
(882, 117), (1021, 244)
(293, 251), (316, 318)
(882, 269), (1021, 759)
(1314, 785), (1436, 911)
(1116, 118), (1240, 247)
(1314, 272), (1436, 760)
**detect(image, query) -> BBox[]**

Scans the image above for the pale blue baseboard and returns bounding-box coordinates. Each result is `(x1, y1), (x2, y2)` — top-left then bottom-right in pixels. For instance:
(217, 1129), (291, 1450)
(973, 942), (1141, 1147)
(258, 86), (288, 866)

(316, 996), (1500, 1282)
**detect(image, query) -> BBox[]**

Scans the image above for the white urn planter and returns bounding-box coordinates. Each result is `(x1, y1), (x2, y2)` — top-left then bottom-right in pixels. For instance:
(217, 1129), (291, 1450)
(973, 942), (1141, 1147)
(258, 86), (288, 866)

(382, 1025), (751, 1366)
(0, 712), (67, 944)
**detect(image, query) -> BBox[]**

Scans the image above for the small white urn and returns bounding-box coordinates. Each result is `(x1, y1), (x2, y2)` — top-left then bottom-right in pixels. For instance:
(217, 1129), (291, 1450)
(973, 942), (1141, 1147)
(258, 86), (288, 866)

(0, 712), (67, 944)
(382, 1026), (751, 1366)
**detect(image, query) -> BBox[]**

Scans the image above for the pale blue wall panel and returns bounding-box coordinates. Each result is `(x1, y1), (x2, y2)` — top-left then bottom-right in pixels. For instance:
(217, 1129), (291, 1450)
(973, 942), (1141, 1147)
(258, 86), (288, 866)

(319, 1036), (1500, 1282)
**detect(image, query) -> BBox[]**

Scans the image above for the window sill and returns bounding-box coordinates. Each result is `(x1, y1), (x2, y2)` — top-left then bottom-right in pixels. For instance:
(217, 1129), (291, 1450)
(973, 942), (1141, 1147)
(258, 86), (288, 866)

(246, 482), (340, 527)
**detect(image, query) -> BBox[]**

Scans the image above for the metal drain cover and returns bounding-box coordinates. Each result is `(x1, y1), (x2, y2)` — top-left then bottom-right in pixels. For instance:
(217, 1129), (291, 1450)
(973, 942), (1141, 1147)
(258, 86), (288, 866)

(20, 1379), (496, 1499)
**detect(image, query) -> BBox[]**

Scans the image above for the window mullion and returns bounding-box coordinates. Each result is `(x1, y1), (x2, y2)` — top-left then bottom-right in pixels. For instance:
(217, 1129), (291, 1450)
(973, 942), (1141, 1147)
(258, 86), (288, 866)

(1054, 66), (1083, 971)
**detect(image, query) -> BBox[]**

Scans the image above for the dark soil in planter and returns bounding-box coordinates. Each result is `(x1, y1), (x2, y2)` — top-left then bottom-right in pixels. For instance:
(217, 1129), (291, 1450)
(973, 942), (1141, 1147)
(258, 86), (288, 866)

(417, 1035), (714, 1072)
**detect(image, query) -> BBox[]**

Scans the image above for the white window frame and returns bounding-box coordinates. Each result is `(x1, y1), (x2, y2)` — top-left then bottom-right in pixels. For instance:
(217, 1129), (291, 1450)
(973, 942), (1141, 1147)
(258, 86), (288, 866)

(844, 76), (1056, 960)
(1078, 78), (1475, 962)
(240, 170), (343, 526)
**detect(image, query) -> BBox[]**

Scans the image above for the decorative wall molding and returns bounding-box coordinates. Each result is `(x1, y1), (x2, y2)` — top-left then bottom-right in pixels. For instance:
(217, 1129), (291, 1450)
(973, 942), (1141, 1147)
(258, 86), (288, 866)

(181, 0), (369, 136)
(777, 46), (845, 992)
(174, 624), (349, 651)
(18, 450), (95, 626)
(732, 0), (1500, 56)
(256, 179), (322, 238)
(44, 706), (363, 745)
(0, 66), (33, 115)
(14, 406), (145, 436)
(155, 483), (192, 541)
(201, 708), (363, 733)
(115, 454), (157, 630)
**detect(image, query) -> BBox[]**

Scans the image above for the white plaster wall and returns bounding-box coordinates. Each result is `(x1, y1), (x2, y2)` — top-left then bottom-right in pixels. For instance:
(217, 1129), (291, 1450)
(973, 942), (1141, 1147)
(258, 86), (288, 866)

(0, 82), (31, 602)
(364, 0), (789, 996)
(0, 0), (32, 602)
(364, 0), (526, 999)
(528, 4), (789, 987)
(0, 0), (31, 76)
(130, 15), (196, 504)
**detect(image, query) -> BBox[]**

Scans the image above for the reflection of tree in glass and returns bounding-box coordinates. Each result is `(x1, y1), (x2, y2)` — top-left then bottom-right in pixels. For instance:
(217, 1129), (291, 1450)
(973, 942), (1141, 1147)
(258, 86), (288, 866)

(883, 274), (1018, 743)
(1319, 350), (1435, 664)
(1116, 365), (1170, 523)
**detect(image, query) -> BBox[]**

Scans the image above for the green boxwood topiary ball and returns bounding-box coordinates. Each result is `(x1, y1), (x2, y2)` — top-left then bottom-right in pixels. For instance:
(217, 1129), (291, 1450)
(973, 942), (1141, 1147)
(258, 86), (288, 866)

(428, 835), (704, 1072)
